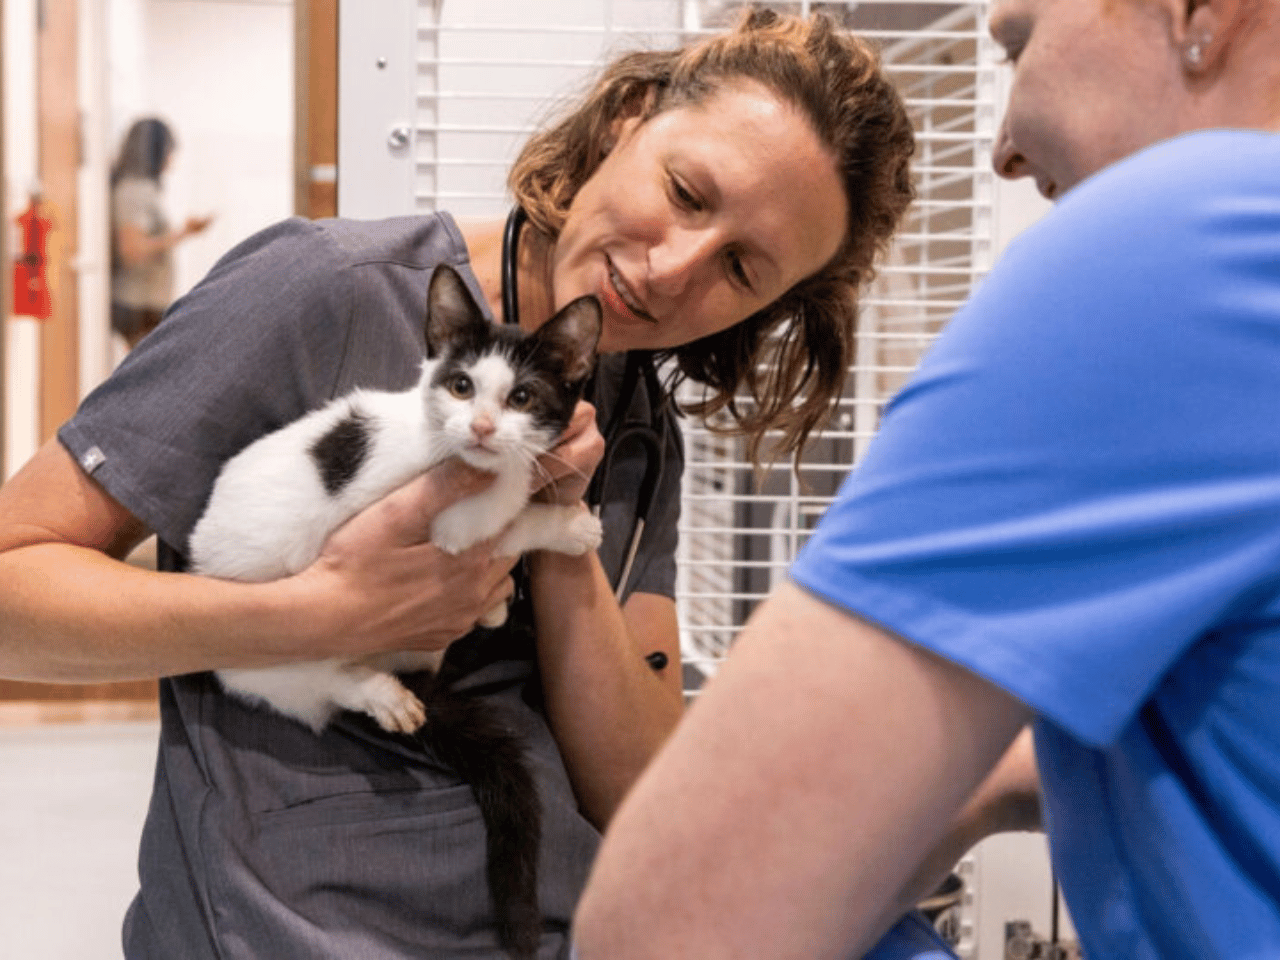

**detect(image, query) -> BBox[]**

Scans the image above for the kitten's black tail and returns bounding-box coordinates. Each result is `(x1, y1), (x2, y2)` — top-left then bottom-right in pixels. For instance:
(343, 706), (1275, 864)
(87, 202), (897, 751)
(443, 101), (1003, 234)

(412, 673), (542, 960)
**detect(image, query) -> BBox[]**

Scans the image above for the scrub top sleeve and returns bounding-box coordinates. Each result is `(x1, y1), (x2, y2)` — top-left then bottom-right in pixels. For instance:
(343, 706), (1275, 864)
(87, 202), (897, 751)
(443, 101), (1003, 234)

(60, 217), (358, 554)
(791, 133), (1280, 747)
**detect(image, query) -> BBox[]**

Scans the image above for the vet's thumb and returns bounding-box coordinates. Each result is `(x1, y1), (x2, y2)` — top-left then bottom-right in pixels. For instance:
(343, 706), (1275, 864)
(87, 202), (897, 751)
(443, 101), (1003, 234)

(378, 459), (494, 547)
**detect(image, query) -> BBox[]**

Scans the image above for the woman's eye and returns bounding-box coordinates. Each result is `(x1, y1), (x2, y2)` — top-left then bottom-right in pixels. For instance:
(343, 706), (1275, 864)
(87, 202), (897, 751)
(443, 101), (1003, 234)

(508, 386), (533, 410)
(449, 374), (474, 399)
(726, 249), (752, 290)
(669, 175), (702, 212)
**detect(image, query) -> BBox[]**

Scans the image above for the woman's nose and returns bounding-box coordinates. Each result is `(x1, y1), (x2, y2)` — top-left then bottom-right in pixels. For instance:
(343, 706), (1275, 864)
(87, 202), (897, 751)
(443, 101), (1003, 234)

(992, 121), (1030, 180)
(649, 226), (719, 296)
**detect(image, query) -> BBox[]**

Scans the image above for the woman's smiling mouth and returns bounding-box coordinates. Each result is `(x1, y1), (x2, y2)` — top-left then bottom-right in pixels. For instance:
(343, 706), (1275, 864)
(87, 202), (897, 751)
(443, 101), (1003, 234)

(605, 259), (657, 324)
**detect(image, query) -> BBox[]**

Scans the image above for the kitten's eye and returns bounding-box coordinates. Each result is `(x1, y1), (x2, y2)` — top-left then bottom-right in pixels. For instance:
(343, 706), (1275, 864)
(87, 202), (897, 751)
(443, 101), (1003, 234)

(449, 374), (474, 399)
(508, 385), (533, 411)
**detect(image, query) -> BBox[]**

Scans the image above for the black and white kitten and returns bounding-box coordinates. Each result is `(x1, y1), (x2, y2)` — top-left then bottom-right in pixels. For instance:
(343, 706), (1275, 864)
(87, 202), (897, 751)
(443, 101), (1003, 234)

(187, 263), (602, 959)
(189, 263), (602, 732)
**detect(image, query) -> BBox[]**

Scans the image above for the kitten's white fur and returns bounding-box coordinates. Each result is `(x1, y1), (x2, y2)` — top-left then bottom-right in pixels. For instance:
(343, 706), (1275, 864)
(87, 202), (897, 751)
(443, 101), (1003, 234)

(188, 267), (601, 734)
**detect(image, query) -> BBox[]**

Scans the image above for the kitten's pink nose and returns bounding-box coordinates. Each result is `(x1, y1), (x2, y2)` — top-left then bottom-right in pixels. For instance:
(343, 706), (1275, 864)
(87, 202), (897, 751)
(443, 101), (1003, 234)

(470, 415), (495, 441)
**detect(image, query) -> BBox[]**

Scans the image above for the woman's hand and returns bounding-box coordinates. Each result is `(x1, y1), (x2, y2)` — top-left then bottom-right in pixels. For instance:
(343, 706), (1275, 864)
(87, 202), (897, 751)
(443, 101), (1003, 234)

(182, 214), (214, 238)
(297, 458), (520, 657)
(532, 401), (605, 506)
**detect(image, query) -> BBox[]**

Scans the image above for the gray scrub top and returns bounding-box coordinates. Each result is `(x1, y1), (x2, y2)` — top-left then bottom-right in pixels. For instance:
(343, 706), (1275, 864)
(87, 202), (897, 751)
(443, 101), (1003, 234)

(59, 213), (683, 960)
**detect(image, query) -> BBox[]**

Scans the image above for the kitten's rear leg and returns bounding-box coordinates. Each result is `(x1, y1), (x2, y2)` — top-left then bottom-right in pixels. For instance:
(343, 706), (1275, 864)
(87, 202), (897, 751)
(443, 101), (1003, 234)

(334, 667), (427, 734)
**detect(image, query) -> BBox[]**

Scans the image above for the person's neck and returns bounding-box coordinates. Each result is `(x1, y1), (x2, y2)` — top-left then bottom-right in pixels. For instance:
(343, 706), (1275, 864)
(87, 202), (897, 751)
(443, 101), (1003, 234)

(455, 214), (556, 332)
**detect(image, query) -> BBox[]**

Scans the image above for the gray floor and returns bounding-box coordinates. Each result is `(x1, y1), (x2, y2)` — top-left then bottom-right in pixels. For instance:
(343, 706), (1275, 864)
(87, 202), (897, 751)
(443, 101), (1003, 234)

(0, 719), (1061, 960)
(0, 722), (157, 960)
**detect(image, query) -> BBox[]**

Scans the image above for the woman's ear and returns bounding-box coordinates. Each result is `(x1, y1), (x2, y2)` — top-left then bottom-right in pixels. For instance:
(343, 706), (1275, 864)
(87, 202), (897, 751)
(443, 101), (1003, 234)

(604, 86), (659, 153)
(605, 114), (645, 154)
(1179, 0), (1247, 74)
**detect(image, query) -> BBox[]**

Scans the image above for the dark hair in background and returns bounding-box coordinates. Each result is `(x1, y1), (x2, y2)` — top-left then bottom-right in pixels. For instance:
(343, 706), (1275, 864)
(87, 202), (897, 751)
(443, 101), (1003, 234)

(110, 117), (177, 186)
(509, 6), (916, 466)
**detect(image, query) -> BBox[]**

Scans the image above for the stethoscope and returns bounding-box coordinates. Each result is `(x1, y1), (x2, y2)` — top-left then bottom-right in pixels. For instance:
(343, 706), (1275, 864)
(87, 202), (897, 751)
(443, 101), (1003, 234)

(502, 207), (670, 660)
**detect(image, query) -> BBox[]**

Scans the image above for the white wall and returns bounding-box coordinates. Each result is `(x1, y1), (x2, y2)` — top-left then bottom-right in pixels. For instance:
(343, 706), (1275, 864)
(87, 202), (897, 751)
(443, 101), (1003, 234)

(2, 0), (294, 479)
(118, 0), (294, 299)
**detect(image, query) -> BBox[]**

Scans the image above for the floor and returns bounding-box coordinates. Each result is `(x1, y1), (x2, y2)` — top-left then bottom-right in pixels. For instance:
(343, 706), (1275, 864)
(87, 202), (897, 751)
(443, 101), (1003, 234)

(0, 721), (158, 960)
(0, 717), (1063, 960)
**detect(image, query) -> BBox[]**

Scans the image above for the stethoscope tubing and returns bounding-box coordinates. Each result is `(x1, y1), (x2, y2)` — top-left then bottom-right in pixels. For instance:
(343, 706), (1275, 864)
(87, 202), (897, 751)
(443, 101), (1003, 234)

(499, 206), (666, 602)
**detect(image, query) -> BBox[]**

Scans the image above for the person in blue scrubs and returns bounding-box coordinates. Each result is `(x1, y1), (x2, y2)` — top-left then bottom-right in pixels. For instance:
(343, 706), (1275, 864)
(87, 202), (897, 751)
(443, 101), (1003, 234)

(575, 1), (1280, 958)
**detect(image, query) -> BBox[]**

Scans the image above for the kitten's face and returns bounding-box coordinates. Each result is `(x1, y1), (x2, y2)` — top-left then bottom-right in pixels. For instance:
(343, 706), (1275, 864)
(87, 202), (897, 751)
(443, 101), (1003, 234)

(423, 265), (601, 472)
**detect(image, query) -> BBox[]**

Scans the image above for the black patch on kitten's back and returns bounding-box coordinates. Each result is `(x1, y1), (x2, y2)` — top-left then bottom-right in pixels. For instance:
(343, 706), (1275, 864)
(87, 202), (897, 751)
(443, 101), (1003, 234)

(309, 407), (371, 495)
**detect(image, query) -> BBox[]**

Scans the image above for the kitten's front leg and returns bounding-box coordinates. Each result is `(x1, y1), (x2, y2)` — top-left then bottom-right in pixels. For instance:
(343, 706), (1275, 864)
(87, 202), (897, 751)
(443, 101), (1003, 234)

(474, 505), (602, 629)
(498, 503), (603, 558)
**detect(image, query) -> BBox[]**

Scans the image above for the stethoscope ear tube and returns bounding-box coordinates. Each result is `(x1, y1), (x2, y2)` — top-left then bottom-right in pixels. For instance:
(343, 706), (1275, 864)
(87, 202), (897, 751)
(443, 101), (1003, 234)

(501, 206), (527, 327)
(500, 206), (666, 605)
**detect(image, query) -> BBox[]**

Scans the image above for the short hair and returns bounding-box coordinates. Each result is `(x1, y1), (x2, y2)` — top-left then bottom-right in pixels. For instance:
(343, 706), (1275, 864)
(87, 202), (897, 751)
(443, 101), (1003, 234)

(510, 7), (915, 465)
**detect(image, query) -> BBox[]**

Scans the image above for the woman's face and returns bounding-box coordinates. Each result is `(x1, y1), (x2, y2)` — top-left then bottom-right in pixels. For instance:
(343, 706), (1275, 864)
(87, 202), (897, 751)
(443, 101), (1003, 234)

(550, 79), (848, 354)
(989, 0), (1187, 200)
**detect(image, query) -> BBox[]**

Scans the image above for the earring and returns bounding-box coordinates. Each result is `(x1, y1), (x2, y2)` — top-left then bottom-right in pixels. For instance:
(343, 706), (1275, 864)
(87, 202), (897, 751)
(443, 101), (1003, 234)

(1184, 34), (1210, 68)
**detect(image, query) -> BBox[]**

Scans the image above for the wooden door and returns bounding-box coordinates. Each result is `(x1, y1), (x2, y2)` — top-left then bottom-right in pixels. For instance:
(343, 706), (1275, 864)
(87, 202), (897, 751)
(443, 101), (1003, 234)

(295, 0), (338, 218)
(36, 0), (79, 443)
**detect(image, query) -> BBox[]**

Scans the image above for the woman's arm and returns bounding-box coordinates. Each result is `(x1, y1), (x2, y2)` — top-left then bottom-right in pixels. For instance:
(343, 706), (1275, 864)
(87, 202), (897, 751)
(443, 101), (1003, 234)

(866, 725), (1041, 943)
(573, 581), (1031, 960)
(530, 552), (684, 827)
(0, 439), (516, 683)
(525, 401), (684, 827)
(115, 215), (212, 267)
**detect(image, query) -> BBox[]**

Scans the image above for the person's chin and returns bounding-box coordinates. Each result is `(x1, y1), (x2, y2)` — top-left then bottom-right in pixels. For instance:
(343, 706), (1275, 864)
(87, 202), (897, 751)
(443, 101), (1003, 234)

(598, 320), (660, 354)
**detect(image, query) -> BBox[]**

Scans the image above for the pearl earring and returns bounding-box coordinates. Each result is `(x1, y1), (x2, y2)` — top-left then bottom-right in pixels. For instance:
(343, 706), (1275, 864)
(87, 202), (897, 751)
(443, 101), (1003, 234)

(1184, 35), (1210, 68)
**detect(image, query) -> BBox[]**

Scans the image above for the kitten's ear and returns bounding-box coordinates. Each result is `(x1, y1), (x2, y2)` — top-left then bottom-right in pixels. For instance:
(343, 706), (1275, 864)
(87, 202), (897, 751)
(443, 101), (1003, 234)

(536, 295), (602, 384)
(425, 264), (488, 357)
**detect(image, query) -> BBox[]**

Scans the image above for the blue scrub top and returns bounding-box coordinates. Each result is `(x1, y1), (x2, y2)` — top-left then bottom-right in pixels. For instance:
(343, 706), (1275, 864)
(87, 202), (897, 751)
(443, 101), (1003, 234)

(792, 130), (1280, 959)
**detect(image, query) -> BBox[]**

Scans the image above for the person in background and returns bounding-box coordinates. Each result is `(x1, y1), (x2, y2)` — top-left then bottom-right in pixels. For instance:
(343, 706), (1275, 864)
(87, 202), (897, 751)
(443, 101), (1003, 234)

(0, 10), (937, 959)
(574, 0), (1280, 958)
(110, 117), (212, 348)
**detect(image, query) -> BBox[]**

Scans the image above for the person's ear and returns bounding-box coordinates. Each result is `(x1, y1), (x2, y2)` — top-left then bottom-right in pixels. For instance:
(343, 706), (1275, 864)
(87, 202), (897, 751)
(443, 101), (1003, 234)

(1179, 0), (1246, 75)
(604, 86), (659, 153)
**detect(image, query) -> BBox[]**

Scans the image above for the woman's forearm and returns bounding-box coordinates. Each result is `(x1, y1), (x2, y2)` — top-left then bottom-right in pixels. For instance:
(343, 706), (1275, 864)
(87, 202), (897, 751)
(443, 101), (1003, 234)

(0, 543), (329, 682)
(0, 441), (515, 684)
(528, 549), (683, 828)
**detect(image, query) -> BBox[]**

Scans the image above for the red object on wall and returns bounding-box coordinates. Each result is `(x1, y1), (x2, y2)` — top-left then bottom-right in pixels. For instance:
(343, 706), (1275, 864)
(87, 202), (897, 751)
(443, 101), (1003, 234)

(12, 196), (53, 320)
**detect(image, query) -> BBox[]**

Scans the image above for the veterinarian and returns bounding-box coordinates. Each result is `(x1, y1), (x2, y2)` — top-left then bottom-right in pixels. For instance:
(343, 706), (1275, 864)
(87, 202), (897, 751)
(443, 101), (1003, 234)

(574, 0), (1280, 957)
(0, 9), (965, 959)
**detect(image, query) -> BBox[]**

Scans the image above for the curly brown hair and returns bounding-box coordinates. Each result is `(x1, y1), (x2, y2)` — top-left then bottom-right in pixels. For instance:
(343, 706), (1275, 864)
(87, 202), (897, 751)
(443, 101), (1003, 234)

(509, 7), (915, 465)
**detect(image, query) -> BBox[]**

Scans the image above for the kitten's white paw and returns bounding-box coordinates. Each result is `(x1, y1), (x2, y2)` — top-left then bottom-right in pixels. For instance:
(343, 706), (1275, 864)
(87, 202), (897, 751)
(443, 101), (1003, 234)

(359, 673), (426, 734)
(431, 533), (466, 556)
(562, 510), (604, 555)
(478, 600), (509, 628)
